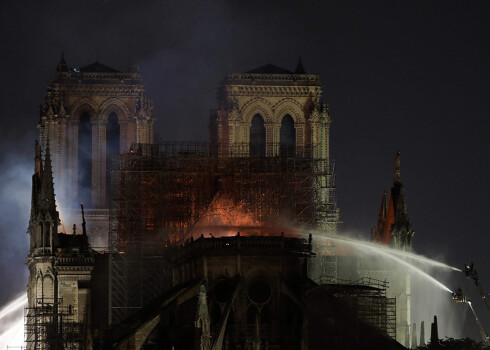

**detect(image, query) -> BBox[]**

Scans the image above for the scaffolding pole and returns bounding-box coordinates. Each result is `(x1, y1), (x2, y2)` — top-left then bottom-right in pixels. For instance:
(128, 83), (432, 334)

(24, 298), (82, 350)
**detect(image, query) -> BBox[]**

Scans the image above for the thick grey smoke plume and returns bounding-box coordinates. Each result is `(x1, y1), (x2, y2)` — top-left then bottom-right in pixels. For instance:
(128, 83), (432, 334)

(0, 151), (32, 305)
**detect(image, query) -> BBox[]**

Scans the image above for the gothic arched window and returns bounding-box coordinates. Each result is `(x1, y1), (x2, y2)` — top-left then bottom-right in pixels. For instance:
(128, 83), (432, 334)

(106, 112), (120, 204)
(280, 114), (295, 157)
(250, 114), (266, 157)
(78, 112), (92, 206)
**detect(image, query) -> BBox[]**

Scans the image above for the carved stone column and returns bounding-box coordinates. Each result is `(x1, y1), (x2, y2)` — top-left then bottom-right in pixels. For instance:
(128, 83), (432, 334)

(229, 119), (241, 156)
(119, 121), (129, 154)
(271, 122), (281, 157)
(135, 118), (145, 145)
(68, 119), (79, 206)
(310, 121), (320, 159)
(148, 118), (155, 143)
(91, 121), (106, 208)
(56, 117), (68, 207)
(241, 123), (251, 156)
(125, 120), (137, 149)
(323, 113), (332, 168)
(295, 123), (305, 157)
(265, 123), (275, 157)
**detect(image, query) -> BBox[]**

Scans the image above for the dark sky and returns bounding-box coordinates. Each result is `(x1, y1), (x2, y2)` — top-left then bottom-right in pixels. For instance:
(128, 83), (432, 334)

(0, 0), (489, 341)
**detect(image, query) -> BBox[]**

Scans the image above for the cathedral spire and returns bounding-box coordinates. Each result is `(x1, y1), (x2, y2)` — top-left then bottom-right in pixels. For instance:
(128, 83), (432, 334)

(28, 139), (60, 253)
(378, 191), (387, 223)
(372, 151), (414, 250)
(34, 140), (42, 176)
(40, 139), (57, 220)
(294, 56), (306, 74)
(29, 141), (43, 234)
(374, 191), (389, 244)
(56, 52), (69, 73)
(394, 150), (401, 184)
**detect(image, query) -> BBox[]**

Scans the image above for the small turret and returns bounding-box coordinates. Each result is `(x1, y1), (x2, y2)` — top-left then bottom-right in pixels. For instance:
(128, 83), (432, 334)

(373, 191), (388, 243)
(28, 139), (60, 254)
(411, 322), (417, 349)
(294, 56), (306, 74)
(430, 315), (439, 344)
(34, 140), (42, 176)
(39, 139), (58, 221)
(394, 150), (401, 184)
(56, 52), (69, 73)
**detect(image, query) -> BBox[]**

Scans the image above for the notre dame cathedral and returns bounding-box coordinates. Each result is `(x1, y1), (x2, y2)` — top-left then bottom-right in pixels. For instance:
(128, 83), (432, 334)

(25, 56), (414, 349)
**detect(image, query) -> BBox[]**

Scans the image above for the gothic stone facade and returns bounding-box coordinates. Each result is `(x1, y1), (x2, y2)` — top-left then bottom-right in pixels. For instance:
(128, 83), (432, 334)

(38, 56), (155, 248)
(210, 63), (339, 234)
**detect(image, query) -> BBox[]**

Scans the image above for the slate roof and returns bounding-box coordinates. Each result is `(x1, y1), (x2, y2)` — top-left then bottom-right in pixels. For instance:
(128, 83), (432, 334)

(79, 61), (121, 73)
(246, 64), (294, 74)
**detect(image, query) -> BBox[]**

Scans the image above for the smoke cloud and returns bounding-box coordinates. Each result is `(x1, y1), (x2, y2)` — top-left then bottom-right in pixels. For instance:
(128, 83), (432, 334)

(0, 150), (33, 305)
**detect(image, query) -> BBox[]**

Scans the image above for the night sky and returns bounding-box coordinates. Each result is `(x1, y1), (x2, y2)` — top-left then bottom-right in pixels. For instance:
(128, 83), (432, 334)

(0, 0), (489, 341)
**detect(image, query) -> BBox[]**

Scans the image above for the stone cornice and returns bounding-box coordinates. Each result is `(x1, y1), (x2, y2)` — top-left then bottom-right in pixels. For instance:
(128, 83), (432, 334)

(56, 266), (94, 273)
(55, 273), (93, 281)
(58, 85), (145, 97)
(27, 255), (55, 266)
(224, 73), (321, 86)
(56, 71), (142, 81)
(223, 85), (322, 98)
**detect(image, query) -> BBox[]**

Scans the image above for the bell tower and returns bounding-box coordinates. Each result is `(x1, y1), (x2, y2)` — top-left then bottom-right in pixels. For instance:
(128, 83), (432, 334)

(210, 59), (332, 161)
(38, 54), (156, 247)
(209, 59), (339, 234)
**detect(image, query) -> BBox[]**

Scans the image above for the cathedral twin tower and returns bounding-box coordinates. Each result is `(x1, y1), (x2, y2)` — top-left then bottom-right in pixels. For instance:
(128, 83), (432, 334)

(40, 56), (155, 211)
(38, 56), (339, 241)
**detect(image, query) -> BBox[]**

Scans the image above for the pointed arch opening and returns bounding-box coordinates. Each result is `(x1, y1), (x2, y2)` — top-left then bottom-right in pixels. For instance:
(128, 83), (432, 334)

(250, 114), (266, 157)
(106, 112), (120, 204)
(280, 114), (296, 157)
(78, 112), (92, 206)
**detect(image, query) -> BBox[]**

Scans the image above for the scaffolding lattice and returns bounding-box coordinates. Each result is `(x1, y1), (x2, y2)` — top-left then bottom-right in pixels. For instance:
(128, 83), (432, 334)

(314, 277), (397, 339)
(24, 298), (82, 350)
(109, 142), (339, 324)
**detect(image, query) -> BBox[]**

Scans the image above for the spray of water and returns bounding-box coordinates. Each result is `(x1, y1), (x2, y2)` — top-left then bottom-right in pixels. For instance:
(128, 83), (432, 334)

(0, 293), (27, 320)
(0, 293), (27, 349)
(309, 231), (460, 272)
(0, 317), (24, 348)
(307, 232), (455, 294)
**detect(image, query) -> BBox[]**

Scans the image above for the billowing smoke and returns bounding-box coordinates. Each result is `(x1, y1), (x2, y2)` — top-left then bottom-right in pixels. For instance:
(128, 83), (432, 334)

(0, 152), (32, 306)
(0, 149), (33, 347)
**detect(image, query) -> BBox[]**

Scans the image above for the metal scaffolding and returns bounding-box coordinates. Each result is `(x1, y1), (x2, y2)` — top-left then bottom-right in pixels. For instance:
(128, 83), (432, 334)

(24, 298), (82, 350)
(314, 277), (397, 339)
(109, 142), (339, 324)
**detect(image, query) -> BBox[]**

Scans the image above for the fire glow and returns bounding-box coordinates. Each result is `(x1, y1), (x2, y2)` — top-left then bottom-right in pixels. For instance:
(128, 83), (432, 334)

(187, 196), (299, 239)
